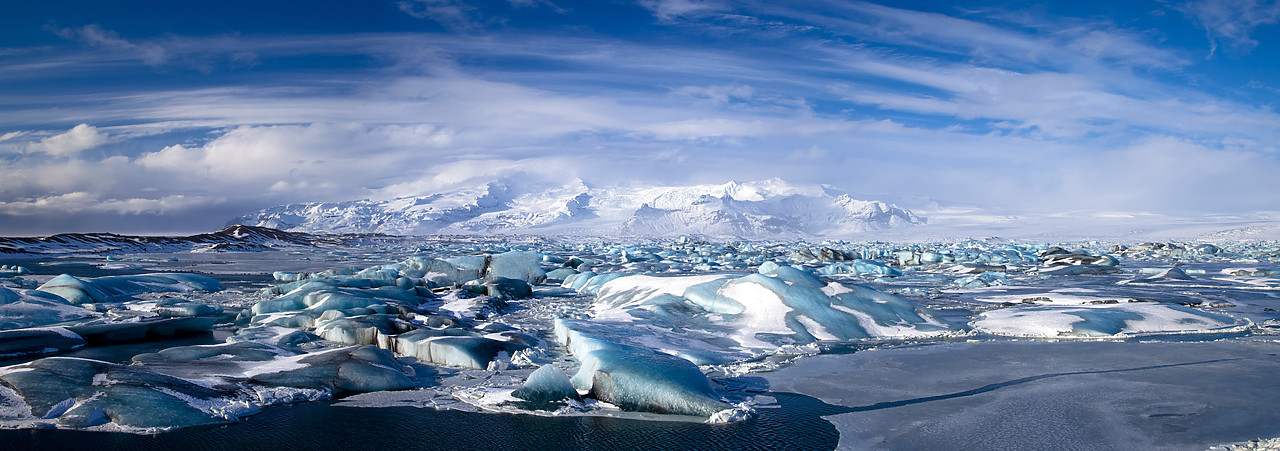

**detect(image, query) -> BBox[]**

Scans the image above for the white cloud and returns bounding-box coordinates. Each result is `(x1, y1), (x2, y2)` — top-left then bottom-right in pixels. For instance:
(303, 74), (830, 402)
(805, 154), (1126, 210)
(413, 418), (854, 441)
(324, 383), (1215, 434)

(46, 24), (166, 65)
(1245, 79), (1280, 93)
(788, 145), (831, 161)
(508, 0), (566, 13)
(670, 84), (756, 106)
(25, 124), (108, 156)
(1051, 136), (1280, 212)
(1179, 0), (1280, 55)
(1060, 28), (1190, 69)
(0, 192), (216, 216)
(135, 124), (432, 194)
(827, 55), (1280, 141)
(398, 0), (478, 30)
(637, 0), (728, 22)
(751, 0), (1189, 74)
(0, 131), (28, 142)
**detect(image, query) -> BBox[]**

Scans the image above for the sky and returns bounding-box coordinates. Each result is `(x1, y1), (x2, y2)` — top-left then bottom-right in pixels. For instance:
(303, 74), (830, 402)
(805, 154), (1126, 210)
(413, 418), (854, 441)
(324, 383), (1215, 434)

(1, 0), (1279, 235)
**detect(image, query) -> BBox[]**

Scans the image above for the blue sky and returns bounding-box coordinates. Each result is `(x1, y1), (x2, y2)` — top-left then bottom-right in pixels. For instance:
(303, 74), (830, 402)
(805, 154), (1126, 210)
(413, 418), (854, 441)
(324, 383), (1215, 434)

(1, 0), (1278, 234)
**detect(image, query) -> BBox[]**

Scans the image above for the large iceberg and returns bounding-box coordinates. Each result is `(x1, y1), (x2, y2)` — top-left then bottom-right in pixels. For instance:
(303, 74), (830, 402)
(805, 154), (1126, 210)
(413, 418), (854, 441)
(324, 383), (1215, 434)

(67, 317), (216, 344)
(0, 286), (95, 330)
(387, 329), (530, 370)
(35, 273), (223, 305)
(577, 345), (729, 416)
(0, 343), (416, 431)
(0, 327), (87, 360)
(973, 303), (1243, 338)
(0, 357), (249, 430)
(555, 319), (729, 417)
(579, 263), (951, 349)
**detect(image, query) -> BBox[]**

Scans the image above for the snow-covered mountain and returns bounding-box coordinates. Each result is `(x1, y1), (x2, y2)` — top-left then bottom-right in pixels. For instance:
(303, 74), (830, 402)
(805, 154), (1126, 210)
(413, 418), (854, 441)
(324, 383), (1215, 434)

(230, 179), (924, 238)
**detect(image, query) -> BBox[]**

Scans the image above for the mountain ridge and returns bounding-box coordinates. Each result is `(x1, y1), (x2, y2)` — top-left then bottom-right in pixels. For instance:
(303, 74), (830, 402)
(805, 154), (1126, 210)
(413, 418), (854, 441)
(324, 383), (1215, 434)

(0, 225), (351, 254)
(230, 179), (924, 239)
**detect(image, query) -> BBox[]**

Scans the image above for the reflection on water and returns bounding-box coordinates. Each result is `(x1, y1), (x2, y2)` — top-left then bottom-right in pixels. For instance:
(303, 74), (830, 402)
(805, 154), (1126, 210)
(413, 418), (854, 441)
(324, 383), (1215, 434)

(0, 392), (840, 451)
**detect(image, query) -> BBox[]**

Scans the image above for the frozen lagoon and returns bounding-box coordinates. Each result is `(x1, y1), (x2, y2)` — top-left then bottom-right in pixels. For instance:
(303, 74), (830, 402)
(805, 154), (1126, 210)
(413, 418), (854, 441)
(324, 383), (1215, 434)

(765, 340), (1280, 450)
(2, 236), (1280, 449)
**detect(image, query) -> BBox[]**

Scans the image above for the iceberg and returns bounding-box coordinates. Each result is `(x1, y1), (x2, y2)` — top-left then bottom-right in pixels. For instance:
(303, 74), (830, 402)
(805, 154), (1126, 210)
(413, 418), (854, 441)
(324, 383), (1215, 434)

(151, 301), (223, 318)
(1042, 252), (1119, 267)
(575, 346), (729, 416)
(242, 256), (545, 371)
(35, 274), (109, 304)
(582, 263), (950, 349)
(817, 259), (902, 276)
(484, 251), (547, 285)
(389, 331), (529, 370)
(226, 325), (319, 351)
(544, 267), (578, 283)
(973, 303), (1243, 338)
(0, 342), (416, 431)
(0, 265), (31, 275)
(1122, 267), (1194, 283)
(35, 273), (223, 305)
(245, 346), (415, 394)
(479, 277), (533, 300)
(66, 317), (216, 344)
(133, 342), (416, 394)
(0, 287), (95, 330)
(0, 357), (245, 430)
(554, 319), (729, 417)
(511, 364), (581, 404)
(251, 282), (417, 317)
(313, 314), (412, 346)
(0, 327), (87, 360)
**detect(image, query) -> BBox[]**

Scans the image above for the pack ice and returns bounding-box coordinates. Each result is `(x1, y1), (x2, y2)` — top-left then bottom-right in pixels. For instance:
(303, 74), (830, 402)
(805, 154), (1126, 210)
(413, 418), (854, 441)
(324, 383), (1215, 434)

(567, 261), (951, 354)
(1, 231), (1276, 440)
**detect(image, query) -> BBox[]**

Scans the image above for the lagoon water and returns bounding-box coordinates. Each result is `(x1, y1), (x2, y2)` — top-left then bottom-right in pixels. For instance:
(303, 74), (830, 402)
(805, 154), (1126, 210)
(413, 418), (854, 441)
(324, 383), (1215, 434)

(0, 391), (840, 450)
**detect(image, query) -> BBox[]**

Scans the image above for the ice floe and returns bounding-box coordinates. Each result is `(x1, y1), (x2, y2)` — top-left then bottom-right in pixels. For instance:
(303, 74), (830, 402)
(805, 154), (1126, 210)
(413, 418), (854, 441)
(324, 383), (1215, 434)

(973, 303), (1244, 338)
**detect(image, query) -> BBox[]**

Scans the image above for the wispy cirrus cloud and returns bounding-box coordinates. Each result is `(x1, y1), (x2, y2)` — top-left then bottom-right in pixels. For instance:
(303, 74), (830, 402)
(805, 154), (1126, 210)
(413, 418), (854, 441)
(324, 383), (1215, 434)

(637, 0), (728, 22)
(1178, 0), (1280, 56)
(44, 24), (167, 65)
(398, 0), (480, 30)
(396, 0), (567, 30)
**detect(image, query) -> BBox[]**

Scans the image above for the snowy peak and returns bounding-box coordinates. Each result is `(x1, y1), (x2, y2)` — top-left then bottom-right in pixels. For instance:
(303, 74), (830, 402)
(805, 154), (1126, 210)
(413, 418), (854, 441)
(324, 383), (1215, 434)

(620, 185), (921, 238)
(230, 179), (923, 238)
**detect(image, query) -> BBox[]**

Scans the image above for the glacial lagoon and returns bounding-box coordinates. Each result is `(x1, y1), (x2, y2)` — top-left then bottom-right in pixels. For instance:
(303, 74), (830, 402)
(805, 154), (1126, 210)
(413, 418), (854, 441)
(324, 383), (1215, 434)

(3, 236), (1280, 450)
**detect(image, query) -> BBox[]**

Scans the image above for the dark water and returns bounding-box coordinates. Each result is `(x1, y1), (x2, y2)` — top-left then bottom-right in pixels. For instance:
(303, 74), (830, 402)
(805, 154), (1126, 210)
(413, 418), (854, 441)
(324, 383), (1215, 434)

(0, 392), (841, 451)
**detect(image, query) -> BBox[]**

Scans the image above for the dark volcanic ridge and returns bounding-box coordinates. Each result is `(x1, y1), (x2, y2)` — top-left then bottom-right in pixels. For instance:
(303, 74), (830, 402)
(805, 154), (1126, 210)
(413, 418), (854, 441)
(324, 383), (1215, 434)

(0, 225), (357, 255)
